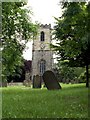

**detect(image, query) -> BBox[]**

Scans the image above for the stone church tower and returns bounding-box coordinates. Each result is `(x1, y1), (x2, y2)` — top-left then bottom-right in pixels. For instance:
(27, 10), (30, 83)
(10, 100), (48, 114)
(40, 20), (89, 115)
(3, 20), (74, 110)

(32, 24), (53, 78)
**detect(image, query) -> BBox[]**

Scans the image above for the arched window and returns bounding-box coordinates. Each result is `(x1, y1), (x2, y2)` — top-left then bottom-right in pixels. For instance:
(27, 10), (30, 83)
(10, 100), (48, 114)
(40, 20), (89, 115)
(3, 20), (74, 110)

(39, 60), (46, 75)
(40, 31), (45, 41)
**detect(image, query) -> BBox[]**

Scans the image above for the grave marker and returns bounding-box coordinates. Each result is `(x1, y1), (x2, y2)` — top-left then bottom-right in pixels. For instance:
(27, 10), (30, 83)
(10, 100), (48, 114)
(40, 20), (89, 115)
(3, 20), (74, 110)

(42, 70), (61, 90)
(33, 75), (41, 88)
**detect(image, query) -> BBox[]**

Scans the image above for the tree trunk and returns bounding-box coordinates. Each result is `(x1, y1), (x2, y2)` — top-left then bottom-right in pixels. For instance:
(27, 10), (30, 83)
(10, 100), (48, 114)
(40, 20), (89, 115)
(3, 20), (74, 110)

(86, 64), (89, 88)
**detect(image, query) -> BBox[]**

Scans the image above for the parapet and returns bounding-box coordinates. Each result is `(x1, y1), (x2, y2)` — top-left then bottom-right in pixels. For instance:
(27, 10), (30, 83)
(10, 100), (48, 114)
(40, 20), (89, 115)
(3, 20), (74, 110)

(40, 24), (51, 29)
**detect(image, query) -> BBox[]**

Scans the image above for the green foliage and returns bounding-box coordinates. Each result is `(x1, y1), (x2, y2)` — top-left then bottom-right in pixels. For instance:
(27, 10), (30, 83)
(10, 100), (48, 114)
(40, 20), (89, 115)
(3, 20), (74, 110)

(55, 60), (86, 83)
(2, 2), (38, 81)
(53, 2), (90, 87)
(54, 2), (89, 61)
(2, 84), (88, 118)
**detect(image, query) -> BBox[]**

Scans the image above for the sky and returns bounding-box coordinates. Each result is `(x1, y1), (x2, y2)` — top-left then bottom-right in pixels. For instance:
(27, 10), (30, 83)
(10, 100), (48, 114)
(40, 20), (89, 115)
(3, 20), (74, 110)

(23, 0), (62, 60)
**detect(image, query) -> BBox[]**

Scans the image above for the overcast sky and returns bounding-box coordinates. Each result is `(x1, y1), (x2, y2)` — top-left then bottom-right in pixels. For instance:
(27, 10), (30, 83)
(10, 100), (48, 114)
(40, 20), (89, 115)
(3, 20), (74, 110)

(23, 0), (62, 60)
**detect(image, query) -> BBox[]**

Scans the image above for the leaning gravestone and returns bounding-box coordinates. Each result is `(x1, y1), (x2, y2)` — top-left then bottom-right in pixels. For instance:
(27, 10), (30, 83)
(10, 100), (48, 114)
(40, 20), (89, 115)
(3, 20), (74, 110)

(33, 75), (41, 88)
(42, 70), (61, 90)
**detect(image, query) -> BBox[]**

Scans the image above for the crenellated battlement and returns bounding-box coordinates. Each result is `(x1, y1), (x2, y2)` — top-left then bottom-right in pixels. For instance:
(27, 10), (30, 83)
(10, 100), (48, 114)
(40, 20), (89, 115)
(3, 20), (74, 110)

(40, 24), (51, 29)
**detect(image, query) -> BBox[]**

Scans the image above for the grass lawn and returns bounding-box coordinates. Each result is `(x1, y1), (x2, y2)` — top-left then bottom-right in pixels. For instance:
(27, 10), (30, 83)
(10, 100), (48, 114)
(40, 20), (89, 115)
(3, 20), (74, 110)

(1, 83), (88, 118)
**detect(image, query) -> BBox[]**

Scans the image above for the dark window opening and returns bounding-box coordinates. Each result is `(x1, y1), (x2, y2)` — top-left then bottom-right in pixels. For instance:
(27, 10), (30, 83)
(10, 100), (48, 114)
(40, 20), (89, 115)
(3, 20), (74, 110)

(40, 31), (45, 41)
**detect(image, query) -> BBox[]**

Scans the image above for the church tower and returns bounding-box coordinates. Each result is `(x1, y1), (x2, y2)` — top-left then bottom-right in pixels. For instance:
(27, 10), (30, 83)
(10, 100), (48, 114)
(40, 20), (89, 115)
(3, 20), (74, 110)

(32, 24), (53, 78)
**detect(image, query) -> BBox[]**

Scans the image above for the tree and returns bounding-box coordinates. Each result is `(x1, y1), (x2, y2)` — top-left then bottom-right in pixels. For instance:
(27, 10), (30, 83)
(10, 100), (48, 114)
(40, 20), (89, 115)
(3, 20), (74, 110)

(2, 2), (38, 82)
(7, 60), (32, 83)
(53, 2), (90, 87)
(54, 60), (86, 84)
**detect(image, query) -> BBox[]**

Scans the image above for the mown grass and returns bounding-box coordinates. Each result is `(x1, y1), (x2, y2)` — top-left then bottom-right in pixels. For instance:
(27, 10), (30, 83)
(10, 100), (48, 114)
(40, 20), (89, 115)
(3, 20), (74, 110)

(1, 83), (88, 118)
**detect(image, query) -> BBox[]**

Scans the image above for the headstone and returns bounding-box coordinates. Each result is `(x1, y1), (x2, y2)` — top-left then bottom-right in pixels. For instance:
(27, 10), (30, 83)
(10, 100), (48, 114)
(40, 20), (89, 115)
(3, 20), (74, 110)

(71, 80), (74, 84)
(0, 81), (7, 87)
(23, 80), (31, 87)
(33, 75), (41, 88)
(42, 70), (61, 90)
(23, 72), (31, 87)
(62, 79), (66, 83)
(66, 79), (69, 84)
(25, 72), (30, 81)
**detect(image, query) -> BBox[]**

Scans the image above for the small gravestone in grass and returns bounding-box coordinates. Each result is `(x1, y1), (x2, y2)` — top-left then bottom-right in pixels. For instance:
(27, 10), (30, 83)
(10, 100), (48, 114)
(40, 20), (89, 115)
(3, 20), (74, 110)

(0, 80), (7, 87)
(23, 80), (31, 87)
(23, 72), (31, 87)
(33, 75), (41, 88)
(42, 70), (62, 90)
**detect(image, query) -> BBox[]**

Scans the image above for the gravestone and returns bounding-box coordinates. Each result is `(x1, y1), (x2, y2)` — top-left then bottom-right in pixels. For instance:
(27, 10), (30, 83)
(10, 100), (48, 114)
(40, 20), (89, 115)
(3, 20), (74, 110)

(33, 75), (41, 88)
(25, 72), (30, 81)
(0, 81), (7, 87)
(42, 70), (61, 90)
(23, 72), (31, 87)
(23, 80), (31, 87)
(66, 79), (69, 84)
